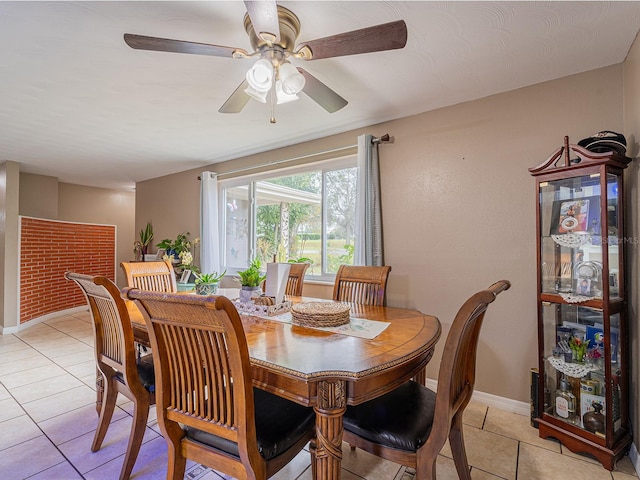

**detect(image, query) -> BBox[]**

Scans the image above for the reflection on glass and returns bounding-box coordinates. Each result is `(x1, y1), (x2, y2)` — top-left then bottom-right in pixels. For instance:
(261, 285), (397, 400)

(224, 186), (250, 269)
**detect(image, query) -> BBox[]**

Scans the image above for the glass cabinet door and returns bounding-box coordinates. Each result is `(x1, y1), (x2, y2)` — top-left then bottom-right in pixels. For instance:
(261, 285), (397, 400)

(540, 303), (622, 436)
(539, 173), (620, 301)
(537, 169), (624, 439)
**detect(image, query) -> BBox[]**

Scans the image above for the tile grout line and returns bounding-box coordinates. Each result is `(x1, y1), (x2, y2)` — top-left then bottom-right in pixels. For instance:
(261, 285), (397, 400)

(13, 320), (97, 389)
(3, 319), (121, 479)
(515, 440), (521, 480)
(0, 378), (87, 479)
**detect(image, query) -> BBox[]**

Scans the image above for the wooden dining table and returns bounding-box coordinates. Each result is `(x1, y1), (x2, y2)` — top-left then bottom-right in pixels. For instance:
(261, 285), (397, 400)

(123, 288), (441, 480)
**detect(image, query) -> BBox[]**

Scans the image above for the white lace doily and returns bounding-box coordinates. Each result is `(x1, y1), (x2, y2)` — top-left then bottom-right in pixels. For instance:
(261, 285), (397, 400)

(558, 292), (599, 303)
(551, 233), (592, 248)
(548, 356), (599, 378)
(233, 300), (291, 316)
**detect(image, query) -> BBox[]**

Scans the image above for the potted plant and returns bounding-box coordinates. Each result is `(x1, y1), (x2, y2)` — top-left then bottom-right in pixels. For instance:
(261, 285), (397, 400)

(156, 233), (196, 269)
(133, 222), (154, 261)
(195, 271), (226, 296)
(236, 258), (267, 302)
(138, 222), (154, 260)
(156, 233), (191, 260)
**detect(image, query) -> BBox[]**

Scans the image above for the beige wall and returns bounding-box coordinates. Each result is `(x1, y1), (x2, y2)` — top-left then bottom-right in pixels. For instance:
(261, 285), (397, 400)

(135, 170), (201, 262)
(19, 173), (58, 219)
(623, 32), (640, 453)
(1, 161), (20, 331)
(136, 64), (629, 407)
(57, 183), (135, 286)
(381, 65), (624, 403)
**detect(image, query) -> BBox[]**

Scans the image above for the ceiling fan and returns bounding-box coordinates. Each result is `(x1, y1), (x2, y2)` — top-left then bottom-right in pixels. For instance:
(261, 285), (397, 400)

(124, 1), (407, 122)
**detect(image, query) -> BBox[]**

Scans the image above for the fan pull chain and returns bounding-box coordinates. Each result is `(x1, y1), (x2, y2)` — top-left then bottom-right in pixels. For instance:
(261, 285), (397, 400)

(270, 76), (277, 124)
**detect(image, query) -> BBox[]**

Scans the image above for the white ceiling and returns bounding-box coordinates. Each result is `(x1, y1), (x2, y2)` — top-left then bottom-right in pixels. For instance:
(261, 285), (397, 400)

(2, 1), (639, 190)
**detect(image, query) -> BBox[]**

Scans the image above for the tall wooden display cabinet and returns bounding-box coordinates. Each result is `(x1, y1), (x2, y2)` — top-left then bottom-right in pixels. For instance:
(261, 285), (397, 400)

(529, 136), (632, 470)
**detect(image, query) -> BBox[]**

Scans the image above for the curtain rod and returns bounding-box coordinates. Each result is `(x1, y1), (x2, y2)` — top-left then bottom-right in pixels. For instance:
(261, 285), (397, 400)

(200, 144), (354, 179)
(198, 133), (392, 179)
(372, 133), (393, 144)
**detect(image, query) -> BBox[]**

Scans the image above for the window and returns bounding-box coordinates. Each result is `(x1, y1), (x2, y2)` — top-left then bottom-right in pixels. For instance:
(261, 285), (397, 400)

(220, 156), (357, 281)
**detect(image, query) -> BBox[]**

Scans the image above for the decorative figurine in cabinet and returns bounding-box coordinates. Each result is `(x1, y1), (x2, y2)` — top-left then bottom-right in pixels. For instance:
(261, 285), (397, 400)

(529, 136), (631, 470)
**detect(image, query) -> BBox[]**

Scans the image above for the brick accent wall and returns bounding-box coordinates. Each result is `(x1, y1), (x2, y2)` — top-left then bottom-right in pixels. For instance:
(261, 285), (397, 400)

(19, 217), (116, 324)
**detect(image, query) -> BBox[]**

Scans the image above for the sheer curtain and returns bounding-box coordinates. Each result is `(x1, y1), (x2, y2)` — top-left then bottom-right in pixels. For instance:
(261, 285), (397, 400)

(354, 134), (384, 266)
(200, 171), (220, 274)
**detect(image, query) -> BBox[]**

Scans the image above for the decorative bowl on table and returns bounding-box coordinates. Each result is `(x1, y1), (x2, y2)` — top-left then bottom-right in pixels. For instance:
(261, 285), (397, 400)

(291, 302), (351, 327)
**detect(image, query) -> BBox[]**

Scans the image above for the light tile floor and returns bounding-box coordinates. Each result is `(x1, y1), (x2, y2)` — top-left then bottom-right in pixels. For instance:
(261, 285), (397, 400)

(1, 310), (638, 480)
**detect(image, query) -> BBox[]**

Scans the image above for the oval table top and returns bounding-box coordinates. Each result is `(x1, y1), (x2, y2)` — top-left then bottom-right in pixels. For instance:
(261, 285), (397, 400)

(126, 289), (441, 406)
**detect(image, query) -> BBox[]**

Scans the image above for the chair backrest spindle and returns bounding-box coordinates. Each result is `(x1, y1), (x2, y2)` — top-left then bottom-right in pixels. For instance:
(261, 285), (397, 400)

(121, 259), (177, 293)
(285, 263), (310, 296)
(333, 265), (392, 306)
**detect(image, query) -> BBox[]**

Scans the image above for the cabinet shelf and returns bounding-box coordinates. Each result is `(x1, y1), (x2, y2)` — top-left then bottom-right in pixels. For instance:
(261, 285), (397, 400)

(539, 293), (625, 311)
(547, 356), (601, 379)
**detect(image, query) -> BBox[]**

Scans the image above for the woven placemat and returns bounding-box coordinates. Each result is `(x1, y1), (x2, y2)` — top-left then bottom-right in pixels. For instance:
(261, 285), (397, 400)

(291, 302), (350, 327)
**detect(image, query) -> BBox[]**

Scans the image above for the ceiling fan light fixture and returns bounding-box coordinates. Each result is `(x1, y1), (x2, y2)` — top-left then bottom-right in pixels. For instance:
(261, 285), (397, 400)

(244, 85), (269, 103)
(125, 5), (408, 120)
(246, 58), (274, 92)
(278, 62), (305, 94)
(275, 80), (299, 104)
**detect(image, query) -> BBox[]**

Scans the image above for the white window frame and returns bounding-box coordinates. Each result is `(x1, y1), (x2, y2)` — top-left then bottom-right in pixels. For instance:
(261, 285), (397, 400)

(218, 154), (357, 283)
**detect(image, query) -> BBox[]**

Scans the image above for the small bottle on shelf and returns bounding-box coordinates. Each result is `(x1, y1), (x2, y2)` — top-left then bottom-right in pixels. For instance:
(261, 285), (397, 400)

(555, 374), (577, 424)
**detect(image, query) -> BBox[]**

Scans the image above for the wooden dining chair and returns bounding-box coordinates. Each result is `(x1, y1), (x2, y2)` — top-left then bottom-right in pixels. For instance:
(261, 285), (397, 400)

(120, 259), (177, 292)
(342, 280), (511, 480)
(285, 262), (310, 296)
(65, 272), (155, 480)
(125, 289), (316, 480)
(332, 265), (392, 306)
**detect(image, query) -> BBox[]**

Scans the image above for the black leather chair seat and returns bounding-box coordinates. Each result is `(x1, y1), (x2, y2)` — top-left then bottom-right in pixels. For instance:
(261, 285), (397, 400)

(115, 353), (155, 393)
(186, 387), (315, 460)
(343, 381), (436, 452)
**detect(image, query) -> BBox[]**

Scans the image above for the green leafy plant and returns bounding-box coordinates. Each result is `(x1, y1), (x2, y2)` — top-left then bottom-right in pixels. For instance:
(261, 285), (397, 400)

(157, 233), (201, 273)
(569, 336), (590, 363)
(133, 221), (154, 258)
(195, 271), (226, 285)
(288, 257), (313, 264)
(156, 232), (191, 256)
(236, 258), (267, 287)
(138, 222), (154, 251)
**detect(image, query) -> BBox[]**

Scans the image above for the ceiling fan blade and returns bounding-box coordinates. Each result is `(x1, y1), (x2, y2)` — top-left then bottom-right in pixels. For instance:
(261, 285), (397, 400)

(298, 68), (347, 113)
(296, 20), (407, 60)
(244, 1), (280, 44)
(219, 80), (251, 114)
(124, 33), (245, 58)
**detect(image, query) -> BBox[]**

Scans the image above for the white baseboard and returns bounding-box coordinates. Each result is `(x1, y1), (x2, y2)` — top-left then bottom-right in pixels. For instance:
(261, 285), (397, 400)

(0, 307), (88, 335)
(425, 379), (530, 416)
(0, 324), (19, 335)
(426, 379), (639, 477)
(629, 442), (640, 477)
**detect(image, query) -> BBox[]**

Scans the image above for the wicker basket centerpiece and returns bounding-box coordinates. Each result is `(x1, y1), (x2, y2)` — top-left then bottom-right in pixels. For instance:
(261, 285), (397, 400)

(291, 302), (351, 327)
(233, 295), (292, 316)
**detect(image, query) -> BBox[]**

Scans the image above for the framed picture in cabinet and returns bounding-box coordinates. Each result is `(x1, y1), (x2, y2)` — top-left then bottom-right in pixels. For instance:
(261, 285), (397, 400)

(549, 196), (600, 235)
(550, 198), (590, 234)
